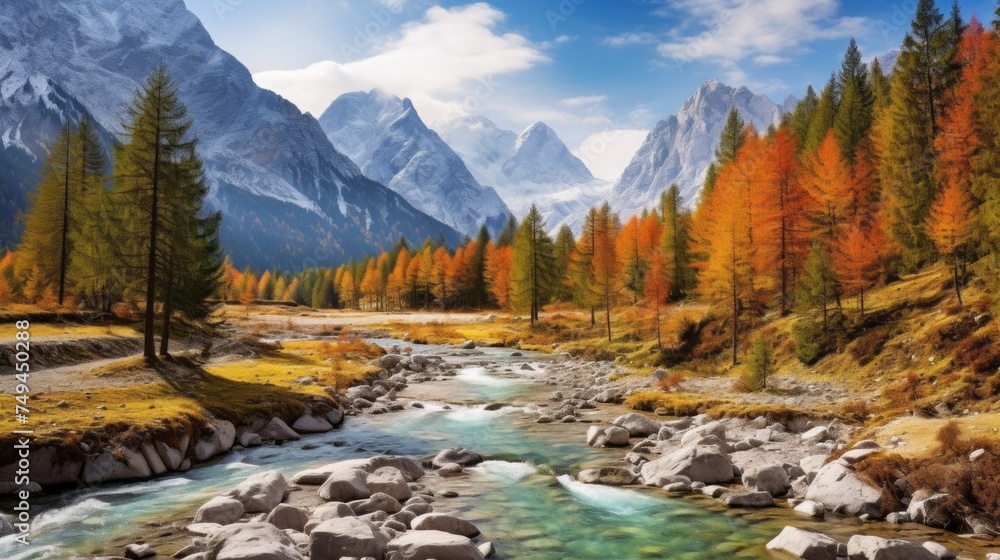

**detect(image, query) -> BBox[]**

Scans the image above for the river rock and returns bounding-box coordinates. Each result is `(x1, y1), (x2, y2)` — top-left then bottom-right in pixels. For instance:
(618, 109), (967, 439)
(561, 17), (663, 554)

(324, 407), (345, 427)
(846, 535), (938, 560)
(722, 491), (774, 508)
(318, 465), (371, 502)
(906, 492), (951, 528)
(386, 530), (485, 560)
(689, 434), (732, 454)
(139, 442), (167, 475)
(460, 340), (476, 349)
(586, 425), (604, 446)
(83, 446), (152, 484)
(366, 456), (425, 482)
(261, 417), (301, 442)
(432, 447), (484, 468)
(794, 500), (826, 519)
(612, 413), (661, 437)
(238, 432), (262, 448)
(292, 459), (371, 485)
(207, 522), (304, 560)
(411, 513), (480, 537)
(478, 540), (495, 558)
(805, 462), (883, 518)
(349, 492), (403, 515)
(801, 426), (830, 444)
(309, 517), (388, 560)
(292, 411), (334, 434)
(367, 467), (413, 502)
(194, 496), (244, 525)
(766, 526), (838, 560)
(594, 389), (624, 403)
(194, 420), (236, 461)
(228, 470), (289, 514)
(577, 467), (637, 486)
(640, 445), (734, 485)
(266, 504), (309, 532)
(678, 420), (727, 448)
(742, 464), (791, 497)
(154, 438), (187, 472)
(123, 543), (156, 559)
(921, 541), (955, 559)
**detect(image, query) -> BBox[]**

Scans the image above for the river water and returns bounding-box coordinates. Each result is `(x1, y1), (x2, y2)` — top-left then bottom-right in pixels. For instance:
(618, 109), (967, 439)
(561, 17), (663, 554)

(1, 342), (778, 559)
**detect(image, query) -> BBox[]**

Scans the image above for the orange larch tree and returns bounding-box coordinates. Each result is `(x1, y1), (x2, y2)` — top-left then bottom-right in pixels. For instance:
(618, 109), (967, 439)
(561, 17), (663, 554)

(804, 130), (853, 240)
(484, 241), (513, 310)
(833, 214), (891, 316)
(644, 247), (671, 351)
(591, 204), (620, 341)
(616, 215), (645, 303)
(927, 181), (976, 306)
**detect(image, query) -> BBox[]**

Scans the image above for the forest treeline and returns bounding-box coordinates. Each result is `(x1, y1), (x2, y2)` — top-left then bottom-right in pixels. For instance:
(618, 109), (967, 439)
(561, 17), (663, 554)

(3, 1), (1000, 367)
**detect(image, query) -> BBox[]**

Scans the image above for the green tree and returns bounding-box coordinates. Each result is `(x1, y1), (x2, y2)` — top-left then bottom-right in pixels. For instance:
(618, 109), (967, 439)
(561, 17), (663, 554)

(790, 85), (819, 150)
(551, 224), (576, 303)
(805, 74), (838, 153)
(496, 215), (517, 247)
(511, 205), (556, 324)
(796, 242), (836, 330)
(114, 67), (215, 362)
(660, 184), (693, 299)
(744, 336), (773, 391)
(881, 0), (961, 269)
(18, 120), (105, 304)
(834, 39), (874, 163)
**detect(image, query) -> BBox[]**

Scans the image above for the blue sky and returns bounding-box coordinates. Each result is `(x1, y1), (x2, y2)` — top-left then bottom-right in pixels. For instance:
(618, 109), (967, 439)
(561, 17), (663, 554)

(183, 0), (997, 180)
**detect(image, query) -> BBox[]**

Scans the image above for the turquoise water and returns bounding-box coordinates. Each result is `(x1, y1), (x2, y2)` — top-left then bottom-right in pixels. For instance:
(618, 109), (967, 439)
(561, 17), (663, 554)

(0, 344), (773, 559)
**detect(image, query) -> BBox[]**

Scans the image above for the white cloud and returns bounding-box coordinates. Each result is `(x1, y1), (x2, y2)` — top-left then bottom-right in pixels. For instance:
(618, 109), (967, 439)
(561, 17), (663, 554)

(602, 32), (658, 47)
(559, 95), (607, 107)
(252, 3), (548, 122)
(379, 0), (408, 11)
(573, 129), (650, 182)
(655, 0), (869, 64)
(753, 54), (791, 65)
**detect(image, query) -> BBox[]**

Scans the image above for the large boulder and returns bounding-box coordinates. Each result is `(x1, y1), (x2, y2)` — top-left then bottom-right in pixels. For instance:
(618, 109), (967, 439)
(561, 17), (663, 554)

(386, 530), (485, 560)
(366, 456), (425, 482)
(906, 493), (951, 528)
(318, 466), (371, 502)
(155, 438), (187, 472)
(766, 526), (838, 560)
(260, 417), (301, 442)
(805, 462), (883, 518)
(207, 522), (305, 560)
(846, 535), (938, 560)
(602, 426), (631, 447)
(194, 496), (244, 525)
(612, 413), (661, 437)
(292, 411), (334, 434)
(722, 491), (774, 508)
(640, 445), (734, 485)
(228, 470), (288, 514)
(742, 464), (791, 497)
(309, 517), (388, 560)
(194, 420), (236, 461)
(432, 448), (483, 468)
(411, 513), (480, 537)
(348, 492), (403, 515)
(679, 421), (726, 448)
(266, 503), (309, 532)
(367, 467), (413, 502)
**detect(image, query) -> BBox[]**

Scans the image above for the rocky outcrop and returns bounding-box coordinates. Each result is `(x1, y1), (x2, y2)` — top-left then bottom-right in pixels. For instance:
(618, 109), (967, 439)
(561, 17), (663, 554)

(640, 445), (734, 485)
(193, 496), (244, 525)
(194, 420), (236, 461)
(805, 462), (883, 518)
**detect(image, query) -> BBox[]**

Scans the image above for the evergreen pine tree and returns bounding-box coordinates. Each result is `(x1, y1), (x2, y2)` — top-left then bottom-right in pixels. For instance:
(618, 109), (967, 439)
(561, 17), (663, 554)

(805, 74), (838, 153)
(790, 86), (819, 150)
(551, 224), (576, 303)
(660, 184), (692, 299)
(834, 39), (874, 163)
(703, 108), (745, 200)
(797, 242), (836, 330)
(511, 205), (556, 324)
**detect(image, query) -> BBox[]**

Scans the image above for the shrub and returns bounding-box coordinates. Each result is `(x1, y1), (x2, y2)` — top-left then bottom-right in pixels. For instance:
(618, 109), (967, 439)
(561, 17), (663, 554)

(952, 329), (1000, 375)
(936, 420), (963, 458)
(742, 336), (773, 391)
(850, 325), (892, 366)
(792, 317), (829, 365)
(658, 372), (685, 392)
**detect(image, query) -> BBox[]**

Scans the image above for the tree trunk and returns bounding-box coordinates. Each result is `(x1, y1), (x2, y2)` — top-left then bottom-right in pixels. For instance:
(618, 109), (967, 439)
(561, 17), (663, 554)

(143, 120), (162, 364)
(58, 138), (71, 306)
(160, 264), (173, 357)
(953, 259), (963, 307)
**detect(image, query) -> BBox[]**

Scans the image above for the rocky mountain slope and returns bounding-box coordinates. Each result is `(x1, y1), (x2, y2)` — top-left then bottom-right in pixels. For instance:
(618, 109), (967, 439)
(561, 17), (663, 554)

(0, 0), (462, 268)
(318, 90), (511, 237)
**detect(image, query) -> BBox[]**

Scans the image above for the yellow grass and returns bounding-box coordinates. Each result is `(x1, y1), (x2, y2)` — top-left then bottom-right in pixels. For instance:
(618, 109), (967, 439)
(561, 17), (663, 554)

(1, 322), (141, 340)
(864, 413), (1000, 458)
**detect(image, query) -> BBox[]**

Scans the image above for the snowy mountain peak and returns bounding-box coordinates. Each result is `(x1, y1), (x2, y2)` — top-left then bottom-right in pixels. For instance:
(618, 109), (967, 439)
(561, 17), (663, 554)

(504, 121), (594, 186)
(318, 90), (511, 237)
(611, 79), (787, 216)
